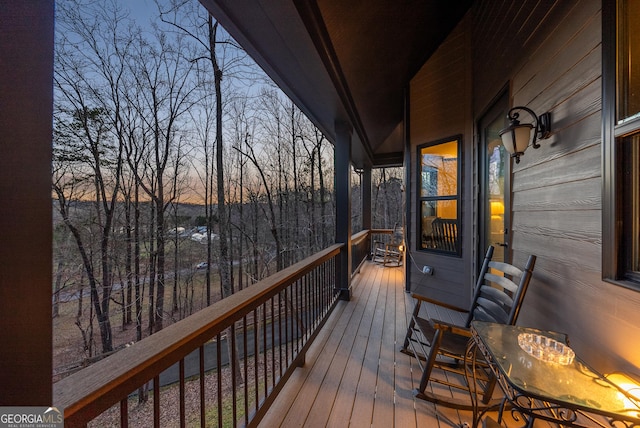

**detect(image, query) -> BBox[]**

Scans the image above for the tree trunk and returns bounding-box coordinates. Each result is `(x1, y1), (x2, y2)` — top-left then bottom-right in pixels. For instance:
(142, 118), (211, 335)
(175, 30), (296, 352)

(209, 18), (232, 299)
(52, 260), (63, 318)
(154, 162), (166, 332)
(208, 17), (242, 386)
(134, 184), (143, 342)
(125, 197), (133, 325)
(317, 131), (328, 248)
(172, 204), (179, 314)
(148, 203), (156, 335)
(54, 194), (114, 353)
(291, 101), (300, 265)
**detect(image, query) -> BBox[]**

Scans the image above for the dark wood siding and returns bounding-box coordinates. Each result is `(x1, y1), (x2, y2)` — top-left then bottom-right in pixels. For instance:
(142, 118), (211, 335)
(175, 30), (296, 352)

(502, 0), (640, 373)
(409, 0), (640, 374)
(410, 0), (640, 372)
(408, 15), (474, 307)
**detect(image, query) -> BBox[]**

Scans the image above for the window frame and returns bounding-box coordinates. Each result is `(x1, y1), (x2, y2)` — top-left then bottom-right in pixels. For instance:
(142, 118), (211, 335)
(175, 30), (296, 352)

(602, 0), (640, 289)
(415, 135), (462, 257)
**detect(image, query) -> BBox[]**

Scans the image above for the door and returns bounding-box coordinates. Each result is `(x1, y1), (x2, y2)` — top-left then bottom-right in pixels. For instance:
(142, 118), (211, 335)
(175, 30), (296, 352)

(479, 92), (510, 263)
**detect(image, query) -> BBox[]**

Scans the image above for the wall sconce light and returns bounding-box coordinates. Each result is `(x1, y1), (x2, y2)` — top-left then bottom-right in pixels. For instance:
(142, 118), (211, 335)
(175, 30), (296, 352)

(499, 106), (552, 163)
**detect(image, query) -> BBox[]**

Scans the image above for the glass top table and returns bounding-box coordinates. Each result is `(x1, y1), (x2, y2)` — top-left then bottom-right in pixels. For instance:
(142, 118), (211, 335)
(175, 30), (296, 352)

(470, 321), (640, 427)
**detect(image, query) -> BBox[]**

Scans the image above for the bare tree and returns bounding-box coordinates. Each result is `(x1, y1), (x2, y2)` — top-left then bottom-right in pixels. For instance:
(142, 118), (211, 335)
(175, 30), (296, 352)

(185, 85), (217, 304)
(158, 0), (251, 302)
(234, 135), (284, 271)
(126, 25), (197, 332)
(52, 223), (79, 319)
(52, 107), (120, 354)
(372, 168), (404, 228)
(225, 99), (252, 291)
(50, 0), (373, 382)
(55, 0), (151, 354)
(315, 129), (333, 248)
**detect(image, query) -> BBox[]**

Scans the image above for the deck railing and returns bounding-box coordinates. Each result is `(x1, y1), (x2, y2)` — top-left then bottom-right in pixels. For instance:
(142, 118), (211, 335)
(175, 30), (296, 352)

(351, 229), (371, 274)
(54, 233), (373, 427)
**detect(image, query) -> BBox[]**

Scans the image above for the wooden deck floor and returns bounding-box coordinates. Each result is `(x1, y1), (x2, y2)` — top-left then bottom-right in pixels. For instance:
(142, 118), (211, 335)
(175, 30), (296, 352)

(259, 261), (506, 428)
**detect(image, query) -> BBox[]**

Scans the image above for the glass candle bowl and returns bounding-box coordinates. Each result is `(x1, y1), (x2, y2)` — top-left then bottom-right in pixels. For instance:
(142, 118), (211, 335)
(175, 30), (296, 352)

(518, 333), (575, 365)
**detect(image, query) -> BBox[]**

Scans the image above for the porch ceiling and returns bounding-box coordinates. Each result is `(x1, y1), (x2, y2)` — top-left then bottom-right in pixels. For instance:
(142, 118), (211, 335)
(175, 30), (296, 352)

(198, 0), (471, 168)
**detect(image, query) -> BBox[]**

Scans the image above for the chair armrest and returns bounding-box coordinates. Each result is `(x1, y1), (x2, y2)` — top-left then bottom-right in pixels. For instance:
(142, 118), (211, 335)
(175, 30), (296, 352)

(411, 293), (470, 313)
(430, 318), (472, 337)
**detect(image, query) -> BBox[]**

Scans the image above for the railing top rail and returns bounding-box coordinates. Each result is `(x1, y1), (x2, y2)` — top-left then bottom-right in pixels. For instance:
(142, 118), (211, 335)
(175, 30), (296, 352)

(54, 243), (343, 424)
(370, 228), (394, 234)
(351, 229), (370, 245)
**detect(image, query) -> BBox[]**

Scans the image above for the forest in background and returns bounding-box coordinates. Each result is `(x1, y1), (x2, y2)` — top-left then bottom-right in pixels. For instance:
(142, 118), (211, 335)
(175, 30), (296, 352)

(52, 0), (403, 377)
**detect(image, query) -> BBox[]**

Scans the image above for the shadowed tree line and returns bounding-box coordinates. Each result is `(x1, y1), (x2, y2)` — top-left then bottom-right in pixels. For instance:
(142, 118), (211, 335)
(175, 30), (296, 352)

(52, 0), (404, 377)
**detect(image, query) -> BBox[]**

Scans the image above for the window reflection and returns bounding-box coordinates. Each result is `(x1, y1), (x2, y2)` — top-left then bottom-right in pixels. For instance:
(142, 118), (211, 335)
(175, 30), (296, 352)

(418, 137), (460, 255)
(618, 0), (640, 121)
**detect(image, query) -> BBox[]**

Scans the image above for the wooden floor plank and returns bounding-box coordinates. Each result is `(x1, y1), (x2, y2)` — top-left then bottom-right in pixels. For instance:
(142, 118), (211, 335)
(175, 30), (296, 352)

(326, 265), (383, 427)
(350, 266), (387, 427)
(264, 277), (361, 427)
(258, 293), (347, 427)
(392, 268), (420, 428)
(371, 267), (397, 427)
(261, 261), (555, 428)
(303, 266), (377, 427)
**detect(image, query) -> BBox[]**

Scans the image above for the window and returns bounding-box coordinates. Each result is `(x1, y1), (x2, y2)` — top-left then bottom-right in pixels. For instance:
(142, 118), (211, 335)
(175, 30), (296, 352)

(617, 0), (640, 122)
(603, 0), (640, 287)
(619, 134), (640, 283)
(417, 136), (461, 255)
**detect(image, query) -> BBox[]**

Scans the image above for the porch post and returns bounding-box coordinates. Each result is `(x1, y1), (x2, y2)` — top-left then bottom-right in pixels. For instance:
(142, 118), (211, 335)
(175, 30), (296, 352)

(0, 1), (54, 404)
(403, 86), (412, 292)
(362, 166), (372, 230)
(362, 166), (372, 258)
(335, 121), (352, 300)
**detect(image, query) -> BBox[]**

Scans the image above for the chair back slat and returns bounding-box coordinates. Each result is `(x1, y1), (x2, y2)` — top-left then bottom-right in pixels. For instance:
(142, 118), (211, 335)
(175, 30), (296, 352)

(488, 260), (523, 277)
(390, 223), (403, 245)
(483, 272), (519, 294)
(472, 306), (500, 323)
(478, 285), (514, 309)
(465, 246), (536, 328)
(476, 283), (515, 324)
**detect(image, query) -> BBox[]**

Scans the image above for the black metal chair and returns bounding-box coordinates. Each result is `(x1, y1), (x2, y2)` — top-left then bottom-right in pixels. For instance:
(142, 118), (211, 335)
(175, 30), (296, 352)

(400, 245), (536, 409)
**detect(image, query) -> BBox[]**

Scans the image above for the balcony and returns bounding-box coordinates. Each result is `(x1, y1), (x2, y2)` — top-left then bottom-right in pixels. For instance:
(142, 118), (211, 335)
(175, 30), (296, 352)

(53, 229), (558, 427)
(259, 261), (559, 428)
(259, 259), (461, 427)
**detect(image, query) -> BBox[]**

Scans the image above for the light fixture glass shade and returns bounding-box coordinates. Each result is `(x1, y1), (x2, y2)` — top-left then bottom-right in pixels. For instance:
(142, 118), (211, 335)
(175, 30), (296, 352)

(500, 123), (533, 155)
(499, 107), (552, 163)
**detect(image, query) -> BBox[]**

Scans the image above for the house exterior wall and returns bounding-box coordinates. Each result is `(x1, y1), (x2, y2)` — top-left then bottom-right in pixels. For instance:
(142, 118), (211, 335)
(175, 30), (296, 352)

(409, 0), (640, 374)
(408, 14), (474, 306)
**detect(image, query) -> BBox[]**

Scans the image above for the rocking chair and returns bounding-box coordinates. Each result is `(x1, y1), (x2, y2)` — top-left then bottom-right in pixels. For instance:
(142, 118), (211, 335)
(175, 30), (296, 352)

(372, 223), (404, 266)
(400, 245), (536, 409)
